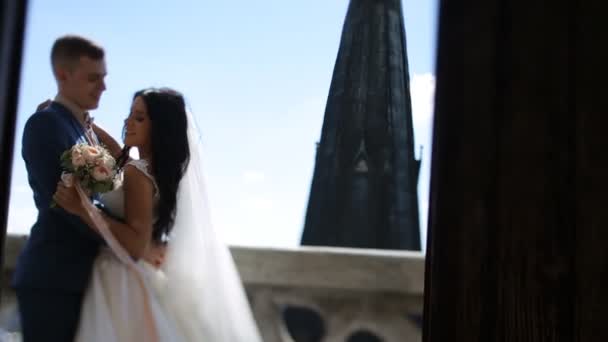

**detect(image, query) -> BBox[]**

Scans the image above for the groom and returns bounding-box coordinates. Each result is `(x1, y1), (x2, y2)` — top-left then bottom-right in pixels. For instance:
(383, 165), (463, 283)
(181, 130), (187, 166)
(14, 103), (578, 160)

(12, 35), (107, 341)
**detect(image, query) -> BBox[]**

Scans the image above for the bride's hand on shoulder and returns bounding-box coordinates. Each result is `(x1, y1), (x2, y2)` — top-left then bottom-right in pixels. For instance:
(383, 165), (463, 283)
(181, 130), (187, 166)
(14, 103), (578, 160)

(91, 123), (124, 159)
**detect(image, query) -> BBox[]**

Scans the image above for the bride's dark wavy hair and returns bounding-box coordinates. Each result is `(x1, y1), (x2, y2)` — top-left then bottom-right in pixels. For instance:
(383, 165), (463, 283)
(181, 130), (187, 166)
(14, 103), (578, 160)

(117, 87), (190, 242)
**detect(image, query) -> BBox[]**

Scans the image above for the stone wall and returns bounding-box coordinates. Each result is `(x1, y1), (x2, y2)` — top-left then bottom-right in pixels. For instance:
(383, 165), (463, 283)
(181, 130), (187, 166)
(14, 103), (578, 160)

(1, 234), (424, 341)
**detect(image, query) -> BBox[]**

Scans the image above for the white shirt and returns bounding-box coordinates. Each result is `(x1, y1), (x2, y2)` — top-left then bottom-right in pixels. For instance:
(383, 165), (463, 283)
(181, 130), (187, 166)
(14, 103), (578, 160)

(54, 94), (98, 145)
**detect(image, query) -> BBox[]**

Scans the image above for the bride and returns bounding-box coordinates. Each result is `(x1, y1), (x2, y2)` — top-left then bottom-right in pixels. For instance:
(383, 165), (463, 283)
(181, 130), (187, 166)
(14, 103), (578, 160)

(53, 87), (262, 341)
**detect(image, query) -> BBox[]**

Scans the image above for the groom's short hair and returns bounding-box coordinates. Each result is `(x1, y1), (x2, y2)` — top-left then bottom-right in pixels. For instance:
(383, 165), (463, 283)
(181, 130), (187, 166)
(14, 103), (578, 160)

(51, 35), (104, 72)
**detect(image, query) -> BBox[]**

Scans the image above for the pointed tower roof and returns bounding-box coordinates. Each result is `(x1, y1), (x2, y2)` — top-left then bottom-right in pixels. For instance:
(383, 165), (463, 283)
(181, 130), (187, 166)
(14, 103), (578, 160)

(301, 0), (421, 250)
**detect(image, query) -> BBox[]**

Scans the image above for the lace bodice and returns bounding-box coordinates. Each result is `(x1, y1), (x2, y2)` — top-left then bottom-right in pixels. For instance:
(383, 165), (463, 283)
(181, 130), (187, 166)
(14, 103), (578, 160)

(99, 159), (158, 219)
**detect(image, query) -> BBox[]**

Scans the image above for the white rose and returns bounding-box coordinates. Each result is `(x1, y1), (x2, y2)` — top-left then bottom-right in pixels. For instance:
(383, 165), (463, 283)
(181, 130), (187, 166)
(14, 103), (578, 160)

(71, 149), (86, 167)
(91, 165), (112, 181)
(82, 146), (101, 163)
(98, 153), (116, 169)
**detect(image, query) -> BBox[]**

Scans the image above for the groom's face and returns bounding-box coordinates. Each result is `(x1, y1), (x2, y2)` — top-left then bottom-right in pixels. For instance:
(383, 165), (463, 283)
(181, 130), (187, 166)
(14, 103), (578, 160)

(62, 56), (107, 110)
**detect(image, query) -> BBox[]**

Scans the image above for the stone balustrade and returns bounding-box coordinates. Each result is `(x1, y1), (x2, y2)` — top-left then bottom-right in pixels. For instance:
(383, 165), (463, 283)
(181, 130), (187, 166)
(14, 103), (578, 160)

(1, 234), (424, 341)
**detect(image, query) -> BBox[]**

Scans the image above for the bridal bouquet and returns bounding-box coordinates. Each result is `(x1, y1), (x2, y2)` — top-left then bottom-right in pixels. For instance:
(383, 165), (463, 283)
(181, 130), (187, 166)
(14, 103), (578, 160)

(51, 143), (118, 207)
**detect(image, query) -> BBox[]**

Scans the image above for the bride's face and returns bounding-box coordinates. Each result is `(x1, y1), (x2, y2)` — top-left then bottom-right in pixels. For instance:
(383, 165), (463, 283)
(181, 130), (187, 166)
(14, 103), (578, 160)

(124, 96), (152, 149)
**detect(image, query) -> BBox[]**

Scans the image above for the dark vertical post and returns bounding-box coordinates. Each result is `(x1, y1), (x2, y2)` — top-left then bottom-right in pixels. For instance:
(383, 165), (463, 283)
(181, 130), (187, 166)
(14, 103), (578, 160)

(423, 0), (608, 340)
(0, 0), (28, 301)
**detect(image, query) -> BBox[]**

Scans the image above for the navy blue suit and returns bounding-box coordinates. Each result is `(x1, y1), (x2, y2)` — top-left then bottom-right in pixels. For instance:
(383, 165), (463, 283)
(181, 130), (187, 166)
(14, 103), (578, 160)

(12, 102), (103, 341)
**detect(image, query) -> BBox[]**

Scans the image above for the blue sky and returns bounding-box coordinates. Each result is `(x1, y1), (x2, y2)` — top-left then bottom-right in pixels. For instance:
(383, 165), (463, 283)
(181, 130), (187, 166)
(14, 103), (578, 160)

(7, 0), (438, 250)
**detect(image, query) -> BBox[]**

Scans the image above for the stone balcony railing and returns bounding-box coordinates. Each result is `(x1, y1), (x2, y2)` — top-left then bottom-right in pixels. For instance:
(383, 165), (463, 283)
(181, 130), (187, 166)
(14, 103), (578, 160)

(0, 234), (425, 342)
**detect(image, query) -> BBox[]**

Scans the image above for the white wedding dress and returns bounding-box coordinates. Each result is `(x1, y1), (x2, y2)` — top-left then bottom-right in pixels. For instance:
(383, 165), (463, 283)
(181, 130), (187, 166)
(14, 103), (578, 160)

(74, 111), (263, 341)
(75, 159), (187, 342)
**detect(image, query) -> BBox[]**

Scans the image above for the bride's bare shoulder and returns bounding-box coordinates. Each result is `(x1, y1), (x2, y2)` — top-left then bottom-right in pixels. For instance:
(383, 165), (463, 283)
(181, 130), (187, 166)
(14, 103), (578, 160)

(123, 162), (156, 196)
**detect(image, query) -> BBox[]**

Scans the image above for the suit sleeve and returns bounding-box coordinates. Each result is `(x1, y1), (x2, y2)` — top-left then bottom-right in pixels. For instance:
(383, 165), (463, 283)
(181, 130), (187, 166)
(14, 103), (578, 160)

(22, 113), (103, 242)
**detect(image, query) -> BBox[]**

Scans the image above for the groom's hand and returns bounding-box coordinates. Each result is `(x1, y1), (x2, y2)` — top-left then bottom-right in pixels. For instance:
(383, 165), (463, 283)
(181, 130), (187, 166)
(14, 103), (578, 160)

(53, 181), (85, 217)
(143, 242), (167, 268)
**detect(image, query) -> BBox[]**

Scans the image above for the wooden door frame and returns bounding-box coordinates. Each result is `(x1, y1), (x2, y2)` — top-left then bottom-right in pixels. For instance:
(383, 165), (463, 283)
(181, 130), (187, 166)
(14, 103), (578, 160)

(0, 0), (29, 301)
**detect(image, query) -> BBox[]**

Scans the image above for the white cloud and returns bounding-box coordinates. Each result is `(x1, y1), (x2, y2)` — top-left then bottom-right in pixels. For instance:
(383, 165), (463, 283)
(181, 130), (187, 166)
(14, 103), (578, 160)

(241, 171), (266, 184)
(411, 73), (435, 123)
(410, 73), (436, 252)
(244, 196), (274, 211)
(7, 182), (36, 234)
(6, 206), (37, 235)
(11, 185), (31, 196)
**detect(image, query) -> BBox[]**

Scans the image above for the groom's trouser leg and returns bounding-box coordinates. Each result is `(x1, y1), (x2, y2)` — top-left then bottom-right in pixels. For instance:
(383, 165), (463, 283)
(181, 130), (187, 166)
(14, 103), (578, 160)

(16, 289), (83, 342)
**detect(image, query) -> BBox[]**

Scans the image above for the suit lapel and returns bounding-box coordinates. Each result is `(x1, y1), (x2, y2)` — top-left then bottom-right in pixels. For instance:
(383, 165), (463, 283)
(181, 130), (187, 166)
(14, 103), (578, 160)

(51, 102), (94, 145)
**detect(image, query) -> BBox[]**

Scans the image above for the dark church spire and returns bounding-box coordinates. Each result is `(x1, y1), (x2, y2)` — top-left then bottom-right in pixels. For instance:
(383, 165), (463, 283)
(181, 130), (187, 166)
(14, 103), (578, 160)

(301, 0), (421, 250)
